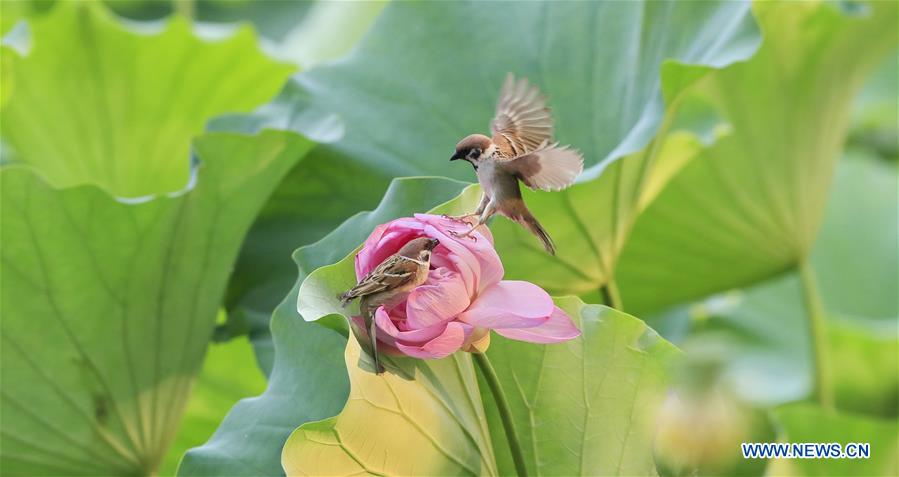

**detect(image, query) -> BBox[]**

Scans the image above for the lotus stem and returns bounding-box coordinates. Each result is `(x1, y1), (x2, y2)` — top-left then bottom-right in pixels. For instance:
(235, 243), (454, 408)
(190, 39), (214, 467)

(173, 0), (194, 20)
(473, 352), (529, 477)
(798, 259), (833, 410)
(600, 278), (623, 310)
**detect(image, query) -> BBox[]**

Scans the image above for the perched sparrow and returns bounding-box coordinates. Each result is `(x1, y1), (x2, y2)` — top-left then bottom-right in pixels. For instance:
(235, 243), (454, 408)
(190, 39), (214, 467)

(338, 237), (439, 373)
(449, 74), (583, 255)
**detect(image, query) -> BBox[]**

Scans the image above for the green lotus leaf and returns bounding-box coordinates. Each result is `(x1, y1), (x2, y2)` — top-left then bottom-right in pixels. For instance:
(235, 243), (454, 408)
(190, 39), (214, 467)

(0, 46), (13, 108)
(490, 128), (708, 299)
(217, 1), (388, 364)
(159, 334), (267, 476)
(811, 154), (897, 319)
(616, 1), (898, 313)
(650, 153), (898, 416)
(281, 333), (498, 477)
(682, 275), (898, 416)
(0, 0), (52, 36)
(266, 2), (757, 179)
(0, 4), (303, 475)
(178, 177), (471, 476)
(277, 1), (387, 69)
(479, 296), (681, 476)
(849, 52), (897, 160)
(1, 2), (295, 197)
(0, 129), (313, 476)
(222, 148), (391, 374)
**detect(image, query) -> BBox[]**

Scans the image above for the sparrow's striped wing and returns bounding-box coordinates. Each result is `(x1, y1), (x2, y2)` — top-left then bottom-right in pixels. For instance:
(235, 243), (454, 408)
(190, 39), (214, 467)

(341, 255), (418, 300)
(498, 142), (584, 191)
(491, 73), (554, 158)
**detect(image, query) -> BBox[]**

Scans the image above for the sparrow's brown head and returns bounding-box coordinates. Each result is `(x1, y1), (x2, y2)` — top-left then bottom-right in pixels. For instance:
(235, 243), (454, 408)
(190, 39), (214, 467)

(398, 237), (440, 262)
(450, 134), (493, 163)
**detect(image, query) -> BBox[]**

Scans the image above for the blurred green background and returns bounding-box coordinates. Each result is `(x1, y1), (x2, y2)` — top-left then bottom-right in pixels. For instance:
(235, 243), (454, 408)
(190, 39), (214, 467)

(1, 1), (895, 476)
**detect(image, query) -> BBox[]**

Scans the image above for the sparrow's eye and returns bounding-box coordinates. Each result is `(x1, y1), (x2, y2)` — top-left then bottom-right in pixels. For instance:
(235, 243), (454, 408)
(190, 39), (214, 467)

(468, 148), (481, 159)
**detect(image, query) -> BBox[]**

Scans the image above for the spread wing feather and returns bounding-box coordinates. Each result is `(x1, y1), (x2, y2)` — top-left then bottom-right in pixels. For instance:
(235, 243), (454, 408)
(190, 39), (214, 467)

(491, 73), (554, 157)
(499, 142), (583, 191)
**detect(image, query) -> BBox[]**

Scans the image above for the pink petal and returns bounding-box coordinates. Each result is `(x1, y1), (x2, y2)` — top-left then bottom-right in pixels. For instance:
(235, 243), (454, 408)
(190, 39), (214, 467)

(418, 219), (503, 295)
(405, 269), (470, 329)
(375, 307), (447, 345)
(395, 321), (467, 359)
(494, 306), (581, 344)
(459, 281), (555, 329)
(355, 223), (388, 278)
(425, 225), (504, 295)
(355, 219), (425, 278)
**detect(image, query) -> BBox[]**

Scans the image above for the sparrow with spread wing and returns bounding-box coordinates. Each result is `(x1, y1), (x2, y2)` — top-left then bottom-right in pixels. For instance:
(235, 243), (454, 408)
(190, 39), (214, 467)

(449, 74), (583, 255)
(338, 237), (439, 373)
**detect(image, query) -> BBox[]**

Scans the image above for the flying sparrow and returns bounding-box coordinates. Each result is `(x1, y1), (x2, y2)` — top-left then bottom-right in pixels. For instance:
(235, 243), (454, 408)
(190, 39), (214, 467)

(449, 73), (583, 255)
(338, 237), (439, 373)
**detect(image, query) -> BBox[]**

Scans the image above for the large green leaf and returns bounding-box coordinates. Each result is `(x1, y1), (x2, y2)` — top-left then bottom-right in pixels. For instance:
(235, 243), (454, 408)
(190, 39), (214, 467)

(849, 51), (897, 161)
(770, 404), (898, 476)
(491, 130), (708, 297)
(646, 153), (898, 416)
(0, 0), (53, 36)
(220, 148), (390, 374)
(0, 129), (312, 476)
(179, 177), (470, 476)
(270, 1), (757, 180)
(177, 287), (349, 477)
(277, 1), (387, 68)
(479, 297), (680, 476)
(281, 334), (497, 477)
(616, 1), (898, 313)
(0, 2), (295, 198)
(159, 333), (267, 476)
(0, 4), (303, 474)
(811, 154), (897, 318)
(210, 0), (391, 372)
(0, 129), (312, 475)
(680, 275), (898, 416)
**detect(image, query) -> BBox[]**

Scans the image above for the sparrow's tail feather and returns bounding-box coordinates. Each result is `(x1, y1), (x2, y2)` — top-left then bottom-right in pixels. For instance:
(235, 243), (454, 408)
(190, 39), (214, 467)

(337, 291), (355, 307)
(509, 204), (556, 255)
(524, 215), (556, 255)
(360, 302), (384, 374)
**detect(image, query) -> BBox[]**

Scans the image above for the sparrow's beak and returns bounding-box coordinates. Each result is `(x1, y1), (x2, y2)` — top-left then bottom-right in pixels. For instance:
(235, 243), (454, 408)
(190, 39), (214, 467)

(425, 238), (439, 250)
(450, 151), (463, 161)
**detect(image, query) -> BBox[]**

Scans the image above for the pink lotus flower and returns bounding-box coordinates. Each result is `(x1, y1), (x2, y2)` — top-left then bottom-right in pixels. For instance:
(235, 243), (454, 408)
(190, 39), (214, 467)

(351, 214), (580, 359)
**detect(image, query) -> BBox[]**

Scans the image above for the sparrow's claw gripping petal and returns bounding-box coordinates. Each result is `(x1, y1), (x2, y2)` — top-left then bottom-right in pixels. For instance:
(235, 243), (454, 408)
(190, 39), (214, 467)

(442, 214), (476, 224)
(449, 227), (478, 241)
